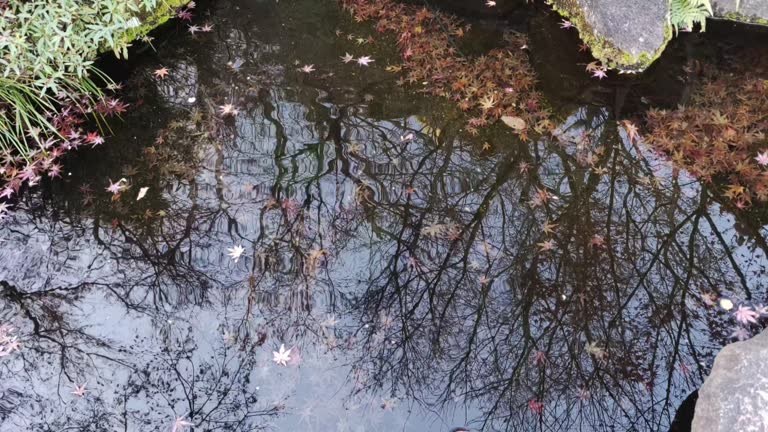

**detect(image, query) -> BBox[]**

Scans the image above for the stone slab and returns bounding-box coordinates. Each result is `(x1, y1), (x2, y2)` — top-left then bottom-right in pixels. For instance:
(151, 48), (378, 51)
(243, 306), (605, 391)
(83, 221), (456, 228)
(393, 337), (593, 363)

(692, 328), (768, 431)
(713, 0), (768, 24)
(547, 0), (671, 70)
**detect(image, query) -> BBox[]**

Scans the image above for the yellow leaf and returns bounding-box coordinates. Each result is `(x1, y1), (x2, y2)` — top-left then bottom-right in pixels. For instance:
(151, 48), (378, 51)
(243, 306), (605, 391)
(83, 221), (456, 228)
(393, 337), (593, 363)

(724, 184), (745, 199)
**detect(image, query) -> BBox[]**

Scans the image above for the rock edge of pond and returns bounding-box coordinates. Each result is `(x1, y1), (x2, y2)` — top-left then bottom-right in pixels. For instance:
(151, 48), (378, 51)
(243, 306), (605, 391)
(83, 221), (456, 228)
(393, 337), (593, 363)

(692, 327), (768, 431)
(430, 0), (768, 71)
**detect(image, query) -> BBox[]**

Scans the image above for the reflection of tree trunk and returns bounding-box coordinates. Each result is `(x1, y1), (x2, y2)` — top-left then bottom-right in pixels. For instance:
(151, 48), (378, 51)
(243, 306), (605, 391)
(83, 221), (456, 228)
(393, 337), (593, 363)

(259, 87), (289, 199)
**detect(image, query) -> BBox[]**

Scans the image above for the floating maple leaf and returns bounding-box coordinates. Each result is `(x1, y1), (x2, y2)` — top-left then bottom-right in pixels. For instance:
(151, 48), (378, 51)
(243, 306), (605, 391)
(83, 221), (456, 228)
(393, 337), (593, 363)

(537, 239), (555, 252)
(381, 397), (398, 411)
(585, 61), (602, 73)
(730, 326), (750, 341)
(177, 8), (193, 21)
(421, 222), (445, 237)
(755, 304), (768, 316)
(591, 69), (608, 80)
(519, 161), (531, 174)
(622, 120), (640, 143)
(273, 344), (292, 366)
(300, 64), (316, 73)
(356, 56), (374, 66)
(171, 416), (194, 432)
(585, 342), (606, 359)
(479, 94), (497, 110)
(85, 132), (104, 146)
(106, 178), (128, 195)
(734, 305), (759, 325)
(542, 221), (558, 234)
(340, 53), (355, 63)
(755, 150), (768, 166)
(528, 399), (544, 414)
(227, 245), (245, 262)
(71, 384), (87, 398)
(590, 235), (606, 248)
(153, 67), (170, 79)
(219, 104), (240, 117)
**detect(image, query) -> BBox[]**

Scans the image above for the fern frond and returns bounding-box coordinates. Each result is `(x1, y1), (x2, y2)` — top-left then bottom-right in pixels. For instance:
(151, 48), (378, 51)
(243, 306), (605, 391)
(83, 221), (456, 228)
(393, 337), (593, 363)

(670, 0), (712, 35)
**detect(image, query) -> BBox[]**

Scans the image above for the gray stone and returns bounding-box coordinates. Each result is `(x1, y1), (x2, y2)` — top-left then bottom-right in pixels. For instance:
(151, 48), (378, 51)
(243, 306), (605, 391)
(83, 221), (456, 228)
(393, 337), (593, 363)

(692, 328), (768, 431)
(570, 0), (668, 59)
(713, 0), (768, 24)
(547, 0), (671, 71)
(424, 0), (768, 70)
(543, 0), (768, 71)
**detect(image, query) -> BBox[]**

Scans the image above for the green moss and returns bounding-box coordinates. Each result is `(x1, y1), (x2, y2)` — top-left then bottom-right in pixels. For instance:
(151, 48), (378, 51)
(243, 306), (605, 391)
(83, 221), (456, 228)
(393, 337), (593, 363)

(545, 0), (673, 71)
(719, 11), (768, 25)
(112, 0), (190, 54)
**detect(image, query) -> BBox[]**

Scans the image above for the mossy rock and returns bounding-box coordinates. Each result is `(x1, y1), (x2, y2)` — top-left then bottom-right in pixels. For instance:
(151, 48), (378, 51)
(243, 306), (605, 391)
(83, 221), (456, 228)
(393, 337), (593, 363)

(712, 0), (768, 26)
(110, 0), (190, 54)
(544, 0), (768, 72)
(545, 0), (672, 72)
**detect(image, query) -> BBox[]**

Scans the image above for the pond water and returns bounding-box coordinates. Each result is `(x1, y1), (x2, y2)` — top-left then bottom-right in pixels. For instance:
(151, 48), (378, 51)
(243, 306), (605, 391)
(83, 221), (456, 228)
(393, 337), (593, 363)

(2, 0), (768, 431)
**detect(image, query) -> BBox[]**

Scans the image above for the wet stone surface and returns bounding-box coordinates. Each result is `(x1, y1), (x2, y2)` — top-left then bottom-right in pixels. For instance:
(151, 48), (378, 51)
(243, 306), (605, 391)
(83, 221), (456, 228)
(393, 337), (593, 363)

(693, 328), (768, 431)
(713, 0), (768, 23)
(1, 0), (768, 431)
(565, 0), (669, 58)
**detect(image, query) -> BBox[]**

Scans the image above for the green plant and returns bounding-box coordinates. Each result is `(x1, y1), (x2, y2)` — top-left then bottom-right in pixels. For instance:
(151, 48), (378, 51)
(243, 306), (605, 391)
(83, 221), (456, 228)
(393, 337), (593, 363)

(0, 0), (169, 158)
(670, 0), (713, 34)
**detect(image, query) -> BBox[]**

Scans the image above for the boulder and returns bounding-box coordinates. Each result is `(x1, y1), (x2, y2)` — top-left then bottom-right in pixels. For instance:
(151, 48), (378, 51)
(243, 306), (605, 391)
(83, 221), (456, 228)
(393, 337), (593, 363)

(543, 0), (768, 71)
(423, 0), (768, 70)
(113, 0), (190, 51)
(546, 0), (671, 71)
(713, 0), (768, 25)
(691, 328), (768, 431)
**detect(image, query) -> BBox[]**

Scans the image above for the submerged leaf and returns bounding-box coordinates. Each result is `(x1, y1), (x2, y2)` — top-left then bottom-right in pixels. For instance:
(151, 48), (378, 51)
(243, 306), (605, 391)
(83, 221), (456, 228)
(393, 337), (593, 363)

(501, 116), (526, 131)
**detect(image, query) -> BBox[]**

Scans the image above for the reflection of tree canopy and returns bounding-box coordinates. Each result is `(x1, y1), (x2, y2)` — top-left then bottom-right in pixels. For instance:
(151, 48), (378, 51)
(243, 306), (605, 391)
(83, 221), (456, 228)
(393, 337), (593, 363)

(1, 1), (766, 431)
(336, 105), (766, 430)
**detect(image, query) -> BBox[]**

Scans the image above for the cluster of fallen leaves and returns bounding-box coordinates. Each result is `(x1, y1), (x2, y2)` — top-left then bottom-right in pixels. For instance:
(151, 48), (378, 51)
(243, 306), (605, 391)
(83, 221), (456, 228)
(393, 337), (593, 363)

(644, 60), (768, 207)
(75, 107), (212, 233)
(339, 0), (554, 139)
(0, 1), (204, 213)
(0, 91), (125, 206)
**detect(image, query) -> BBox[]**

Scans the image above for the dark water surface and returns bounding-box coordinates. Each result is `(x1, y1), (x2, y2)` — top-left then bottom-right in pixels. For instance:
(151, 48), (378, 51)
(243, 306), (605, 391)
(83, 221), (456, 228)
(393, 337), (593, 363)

(2, 1), (768, 431)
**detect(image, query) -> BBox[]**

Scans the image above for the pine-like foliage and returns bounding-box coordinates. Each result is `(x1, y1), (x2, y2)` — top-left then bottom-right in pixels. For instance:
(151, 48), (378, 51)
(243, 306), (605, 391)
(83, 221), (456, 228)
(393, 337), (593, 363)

(670, 0), (713, 34)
